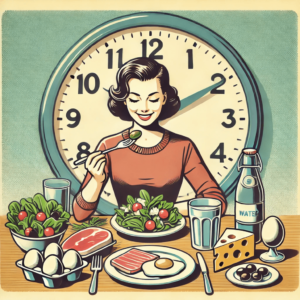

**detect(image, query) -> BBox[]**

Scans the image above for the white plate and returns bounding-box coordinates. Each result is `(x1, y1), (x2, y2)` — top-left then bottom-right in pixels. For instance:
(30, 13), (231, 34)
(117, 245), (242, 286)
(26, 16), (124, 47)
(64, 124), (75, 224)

(104, 245), (196, 286)
(226, 263), (280, 287)
(110, 214), (186, 238)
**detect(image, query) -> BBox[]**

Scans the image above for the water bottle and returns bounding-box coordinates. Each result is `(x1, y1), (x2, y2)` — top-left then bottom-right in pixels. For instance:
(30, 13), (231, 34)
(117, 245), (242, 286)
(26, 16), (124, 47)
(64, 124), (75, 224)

(235, 149), (265, 243)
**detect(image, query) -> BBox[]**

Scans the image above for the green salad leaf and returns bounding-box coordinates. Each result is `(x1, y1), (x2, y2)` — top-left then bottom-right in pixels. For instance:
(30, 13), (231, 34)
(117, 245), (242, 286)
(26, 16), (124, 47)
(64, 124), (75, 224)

(70, 217), (107, 231)
(115, 189), (183, 233)
(8, 201), (21, 216)
(6, 193), (71, 237)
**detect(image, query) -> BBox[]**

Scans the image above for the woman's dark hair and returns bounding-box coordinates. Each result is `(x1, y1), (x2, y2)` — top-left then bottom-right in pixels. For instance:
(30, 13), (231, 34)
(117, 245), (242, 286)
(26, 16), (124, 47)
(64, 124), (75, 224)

(108, 57), (180, 121)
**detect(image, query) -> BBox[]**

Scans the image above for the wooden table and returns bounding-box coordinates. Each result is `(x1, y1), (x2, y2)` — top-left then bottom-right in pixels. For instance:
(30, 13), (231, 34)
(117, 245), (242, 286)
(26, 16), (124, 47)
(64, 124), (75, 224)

(0, 215), (299, 292)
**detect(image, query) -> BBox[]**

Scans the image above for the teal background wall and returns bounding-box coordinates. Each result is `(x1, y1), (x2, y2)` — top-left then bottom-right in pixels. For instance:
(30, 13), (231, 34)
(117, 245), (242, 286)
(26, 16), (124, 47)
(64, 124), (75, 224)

(1, 11), (298, 215)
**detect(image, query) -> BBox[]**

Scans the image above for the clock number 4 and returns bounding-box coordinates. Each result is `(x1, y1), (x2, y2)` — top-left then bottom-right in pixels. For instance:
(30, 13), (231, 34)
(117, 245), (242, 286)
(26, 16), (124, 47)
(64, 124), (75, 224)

(210, 143), (226, 163)
(141, 39), (163, 59)
(77, 73), (100, 94)
(76, 142), (91, 160)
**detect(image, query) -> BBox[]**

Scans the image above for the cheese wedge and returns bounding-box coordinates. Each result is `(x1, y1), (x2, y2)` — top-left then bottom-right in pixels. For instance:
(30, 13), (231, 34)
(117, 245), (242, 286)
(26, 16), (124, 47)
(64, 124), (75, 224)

(213, 228), (255, 272)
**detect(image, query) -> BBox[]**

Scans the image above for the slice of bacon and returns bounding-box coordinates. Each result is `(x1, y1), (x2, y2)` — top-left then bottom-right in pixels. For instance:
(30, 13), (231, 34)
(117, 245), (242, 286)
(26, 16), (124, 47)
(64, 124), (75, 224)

(111, 248), (159, 274)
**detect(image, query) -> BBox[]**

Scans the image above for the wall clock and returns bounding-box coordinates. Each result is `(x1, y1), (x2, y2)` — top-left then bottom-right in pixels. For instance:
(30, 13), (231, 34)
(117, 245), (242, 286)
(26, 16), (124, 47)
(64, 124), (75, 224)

(39, 12), (263, 214)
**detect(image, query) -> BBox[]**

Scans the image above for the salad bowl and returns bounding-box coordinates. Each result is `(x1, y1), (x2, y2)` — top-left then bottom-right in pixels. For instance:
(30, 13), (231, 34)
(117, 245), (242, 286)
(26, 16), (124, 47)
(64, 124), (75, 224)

(10, 228), (67, 252)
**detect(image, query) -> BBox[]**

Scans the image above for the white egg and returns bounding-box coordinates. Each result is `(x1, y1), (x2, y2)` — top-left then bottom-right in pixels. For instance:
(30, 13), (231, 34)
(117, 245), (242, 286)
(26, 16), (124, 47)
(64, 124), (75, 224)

(34, 267), (42, 272)
(42, 255), (64, 276)
(142, 259), (185, 277)
(64, 269), (71, 273)
(62, 249), (82, 270)
(262, 217), (285, 247)
(23, 249), (43, 269)
(44, 243), (64, 260)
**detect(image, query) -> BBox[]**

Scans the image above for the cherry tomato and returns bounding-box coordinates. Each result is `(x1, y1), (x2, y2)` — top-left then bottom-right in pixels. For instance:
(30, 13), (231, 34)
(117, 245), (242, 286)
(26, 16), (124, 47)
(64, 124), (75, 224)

(36, 212), (46, 222)
(18, 211), (27, 221)
(44, 227), (55, 237)
(132, 203), (143, 212)
(145, 220), (155, 231)
(25, 227), (34, 237)
(159, 209), (169, 220)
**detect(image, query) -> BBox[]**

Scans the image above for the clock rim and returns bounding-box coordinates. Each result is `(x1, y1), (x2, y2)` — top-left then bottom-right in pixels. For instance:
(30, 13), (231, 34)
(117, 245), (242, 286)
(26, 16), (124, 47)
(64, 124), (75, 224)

(39, 12), (263, 215)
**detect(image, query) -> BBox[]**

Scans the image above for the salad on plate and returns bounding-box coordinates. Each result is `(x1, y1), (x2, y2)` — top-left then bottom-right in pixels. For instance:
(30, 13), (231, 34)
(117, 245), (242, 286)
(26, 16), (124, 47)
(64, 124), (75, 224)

(114, 189), (183, 232)
(5, 193), (70, 237)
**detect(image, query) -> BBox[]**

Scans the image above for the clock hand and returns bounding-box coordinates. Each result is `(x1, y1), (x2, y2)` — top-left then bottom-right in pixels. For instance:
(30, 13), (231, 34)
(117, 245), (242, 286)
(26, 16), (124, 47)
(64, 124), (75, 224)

(179, 77), (225, 111)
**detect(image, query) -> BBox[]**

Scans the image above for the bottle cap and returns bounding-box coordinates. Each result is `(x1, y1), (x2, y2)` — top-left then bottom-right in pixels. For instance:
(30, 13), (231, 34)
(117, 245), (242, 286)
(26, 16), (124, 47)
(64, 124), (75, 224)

(243, 149), (257, 155)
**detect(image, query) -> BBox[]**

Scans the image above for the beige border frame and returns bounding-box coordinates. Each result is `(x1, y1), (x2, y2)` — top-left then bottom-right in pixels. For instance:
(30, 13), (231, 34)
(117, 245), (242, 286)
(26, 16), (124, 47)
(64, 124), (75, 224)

(0, 0), (299, 299)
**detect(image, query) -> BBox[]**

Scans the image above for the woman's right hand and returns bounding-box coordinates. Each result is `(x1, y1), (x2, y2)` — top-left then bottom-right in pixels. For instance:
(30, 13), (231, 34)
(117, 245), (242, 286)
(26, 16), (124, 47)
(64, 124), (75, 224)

(85, 151), (106, 183)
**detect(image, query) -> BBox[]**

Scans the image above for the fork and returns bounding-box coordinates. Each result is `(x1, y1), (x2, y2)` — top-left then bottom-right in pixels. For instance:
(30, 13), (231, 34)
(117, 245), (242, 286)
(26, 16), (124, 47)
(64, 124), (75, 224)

(74, 139), (136, 166)
(89, 255), (103, 295)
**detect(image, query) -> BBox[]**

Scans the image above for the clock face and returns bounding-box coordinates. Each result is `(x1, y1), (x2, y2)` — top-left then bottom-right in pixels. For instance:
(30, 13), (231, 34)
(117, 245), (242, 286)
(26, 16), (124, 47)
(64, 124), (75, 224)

(41, 13), (262, 212)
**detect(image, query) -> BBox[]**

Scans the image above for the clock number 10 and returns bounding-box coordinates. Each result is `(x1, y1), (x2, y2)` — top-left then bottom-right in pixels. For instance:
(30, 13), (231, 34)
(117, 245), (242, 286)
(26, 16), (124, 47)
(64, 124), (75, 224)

(77, 74), (100, 94)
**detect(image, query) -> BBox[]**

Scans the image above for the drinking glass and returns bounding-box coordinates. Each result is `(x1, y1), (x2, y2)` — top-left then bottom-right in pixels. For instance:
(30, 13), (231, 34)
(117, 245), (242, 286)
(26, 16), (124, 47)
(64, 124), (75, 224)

(188, 198), (222, 251)
(43, 178), (71, 213)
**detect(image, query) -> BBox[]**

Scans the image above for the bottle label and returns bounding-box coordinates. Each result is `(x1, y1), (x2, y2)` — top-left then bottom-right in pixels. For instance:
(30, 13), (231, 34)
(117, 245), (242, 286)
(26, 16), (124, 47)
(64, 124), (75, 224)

(241, 175), (257, 188)
(235, 202), (264, 224)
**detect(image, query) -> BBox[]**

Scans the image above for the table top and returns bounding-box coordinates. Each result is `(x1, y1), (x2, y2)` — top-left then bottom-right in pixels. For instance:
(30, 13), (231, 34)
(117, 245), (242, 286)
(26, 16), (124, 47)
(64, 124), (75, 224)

(0, 215), (299, 292)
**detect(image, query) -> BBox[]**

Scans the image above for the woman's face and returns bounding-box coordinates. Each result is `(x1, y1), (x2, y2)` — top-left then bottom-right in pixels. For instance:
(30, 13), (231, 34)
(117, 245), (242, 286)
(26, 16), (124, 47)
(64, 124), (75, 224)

(125, 77), (167, 126)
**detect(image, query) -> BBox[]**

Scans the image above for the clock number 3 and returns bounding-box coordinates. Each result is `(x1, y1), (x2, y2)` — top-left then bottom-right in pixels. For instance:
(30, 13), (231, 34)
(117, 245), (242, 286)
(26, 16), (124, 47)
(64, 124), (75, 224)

(222, 109), (236, 128)
(210, 143), (226, 163)
(76, 142), (91, 160)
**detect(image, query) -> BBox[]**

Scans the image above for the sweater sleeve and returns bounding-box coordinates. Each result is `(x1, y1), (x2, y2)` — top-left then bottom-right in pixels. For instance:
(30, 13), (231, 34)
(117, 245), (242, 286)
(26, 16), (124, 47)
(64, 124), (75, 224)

(73, 141), (110, 222)
(183, 140), (227, 215)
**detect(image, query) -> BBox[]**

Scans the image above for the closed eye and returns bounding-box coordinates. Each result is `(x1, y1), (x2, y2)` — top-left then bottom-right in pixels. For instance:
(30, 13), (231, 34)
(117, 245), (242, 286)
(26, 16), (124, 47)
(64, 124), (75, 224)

(129, 98), (139, 103)
(149, 98), (159, 103)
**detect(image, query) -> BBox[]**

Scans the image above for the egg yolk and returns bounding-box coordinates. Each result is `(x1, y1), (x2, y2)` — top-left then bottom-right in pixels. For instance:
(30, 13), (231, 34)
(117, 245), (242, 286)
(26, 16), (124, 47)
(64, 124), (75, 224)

(154, 258), (174, 269)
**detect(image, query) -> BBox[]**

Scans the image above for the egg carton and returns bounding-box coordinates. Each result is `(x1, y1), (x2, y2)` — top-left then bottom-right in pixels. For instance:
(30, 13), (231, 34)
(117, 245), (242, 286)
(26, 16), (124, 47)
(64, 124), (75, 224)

(16, 259), (88, 288)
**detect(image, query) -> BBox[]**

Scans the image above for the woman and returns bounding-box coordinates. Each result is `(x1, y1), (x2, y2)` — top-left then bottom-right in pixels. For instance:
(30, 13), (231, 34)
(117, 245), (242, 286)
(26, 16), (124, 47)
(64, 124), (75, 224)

(73, 57), (227, 222)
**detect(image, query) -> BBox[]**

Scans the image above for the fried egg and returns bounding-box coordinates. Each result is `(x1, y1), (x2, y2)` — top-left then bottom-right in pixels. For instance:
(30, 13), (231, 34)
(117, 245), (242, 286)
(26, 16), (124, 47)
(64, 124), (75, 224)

(142, 258), (185, 277)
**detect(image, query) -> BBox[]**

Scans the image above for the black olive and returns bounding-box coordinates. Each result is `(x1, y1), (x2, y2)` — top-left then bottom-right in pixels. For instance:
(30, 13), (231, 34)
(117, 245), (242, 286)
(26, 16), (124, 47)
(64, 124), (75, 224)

(236, 268), (245, 276)
(257, 267), (269, 277)
(245, 264), (256, 273)
(29, 229), (38, 238)
(51, 211), (61, 220)
(251, 272), (262, 281)
(240, 272), (251, 281)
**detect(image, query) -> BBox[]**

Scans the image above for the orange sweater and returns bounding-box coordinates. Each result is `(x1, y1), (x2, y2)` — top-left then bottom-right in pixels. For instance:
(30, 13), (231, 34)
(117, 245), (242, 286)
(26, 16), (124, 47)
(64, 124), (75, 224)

(73, 129), (227, 221)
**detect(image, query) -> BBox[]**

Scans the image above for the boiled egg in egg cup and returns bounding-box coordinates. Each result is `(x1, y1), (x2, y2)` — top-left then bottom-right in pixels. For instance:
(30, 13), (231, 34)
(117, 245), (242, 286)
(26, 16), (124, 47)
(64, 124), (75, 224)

(142, 258), (185, 277)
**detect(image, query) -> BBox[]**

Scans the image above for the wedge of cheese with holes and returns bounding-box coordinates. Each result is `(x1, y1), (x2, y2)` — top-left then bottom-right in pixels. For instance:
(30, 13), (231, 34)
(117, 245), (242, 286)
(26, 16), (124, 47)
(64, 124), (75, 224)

(213, 228), (255, 272)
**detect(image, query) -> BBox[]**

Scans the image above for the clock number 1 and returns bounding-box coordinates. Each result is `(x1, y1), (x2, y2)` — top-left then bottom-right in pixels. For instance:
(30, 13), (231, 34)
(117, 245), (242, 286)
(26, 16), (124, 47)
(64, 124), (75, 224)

(210, 143), (226, 163)
(77, 74), (100, 94)
(141, 39), (163, 59)
(76, 142), (91, 160)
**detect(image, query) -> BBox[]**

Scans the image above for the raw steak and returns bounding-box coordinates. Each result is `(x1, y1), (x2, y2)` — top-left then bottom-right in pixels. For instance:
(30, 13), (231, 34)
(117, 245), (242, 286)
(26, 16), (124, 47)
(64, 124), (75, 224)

(111, 248), (159, 274)
(62, 227), (112, 256)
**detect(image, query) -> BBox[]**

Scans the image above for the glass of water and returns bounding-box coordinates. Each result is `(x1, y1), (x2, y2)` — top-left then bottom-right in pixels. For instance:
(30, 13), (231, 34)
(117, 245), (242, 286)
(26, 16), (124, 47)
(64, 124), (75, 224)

(188, 198), (222, 251)
(43, 178), (71, 213)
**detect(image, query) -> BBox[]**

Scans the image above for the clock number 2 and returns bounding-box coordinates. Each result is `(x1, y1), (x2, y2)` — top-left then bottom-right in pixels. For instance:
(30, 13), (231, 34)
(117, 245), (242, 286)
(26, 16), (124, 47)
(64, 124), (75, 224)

(222, 109), (236, 128)
(141, 39), (163, 60)
(210, 143), (226, 163)
(76, 142), (91, 160)
(77, 73), (100, 94)
(211, 73), (226, 94)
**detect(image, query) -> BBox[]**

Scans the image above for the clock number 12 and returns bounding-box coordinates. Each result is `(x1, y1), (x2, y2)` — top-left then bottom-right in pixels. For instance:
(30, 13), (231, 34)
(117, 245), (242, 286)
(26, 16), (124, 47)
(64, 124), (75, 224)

(141, 39), (163, 59)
